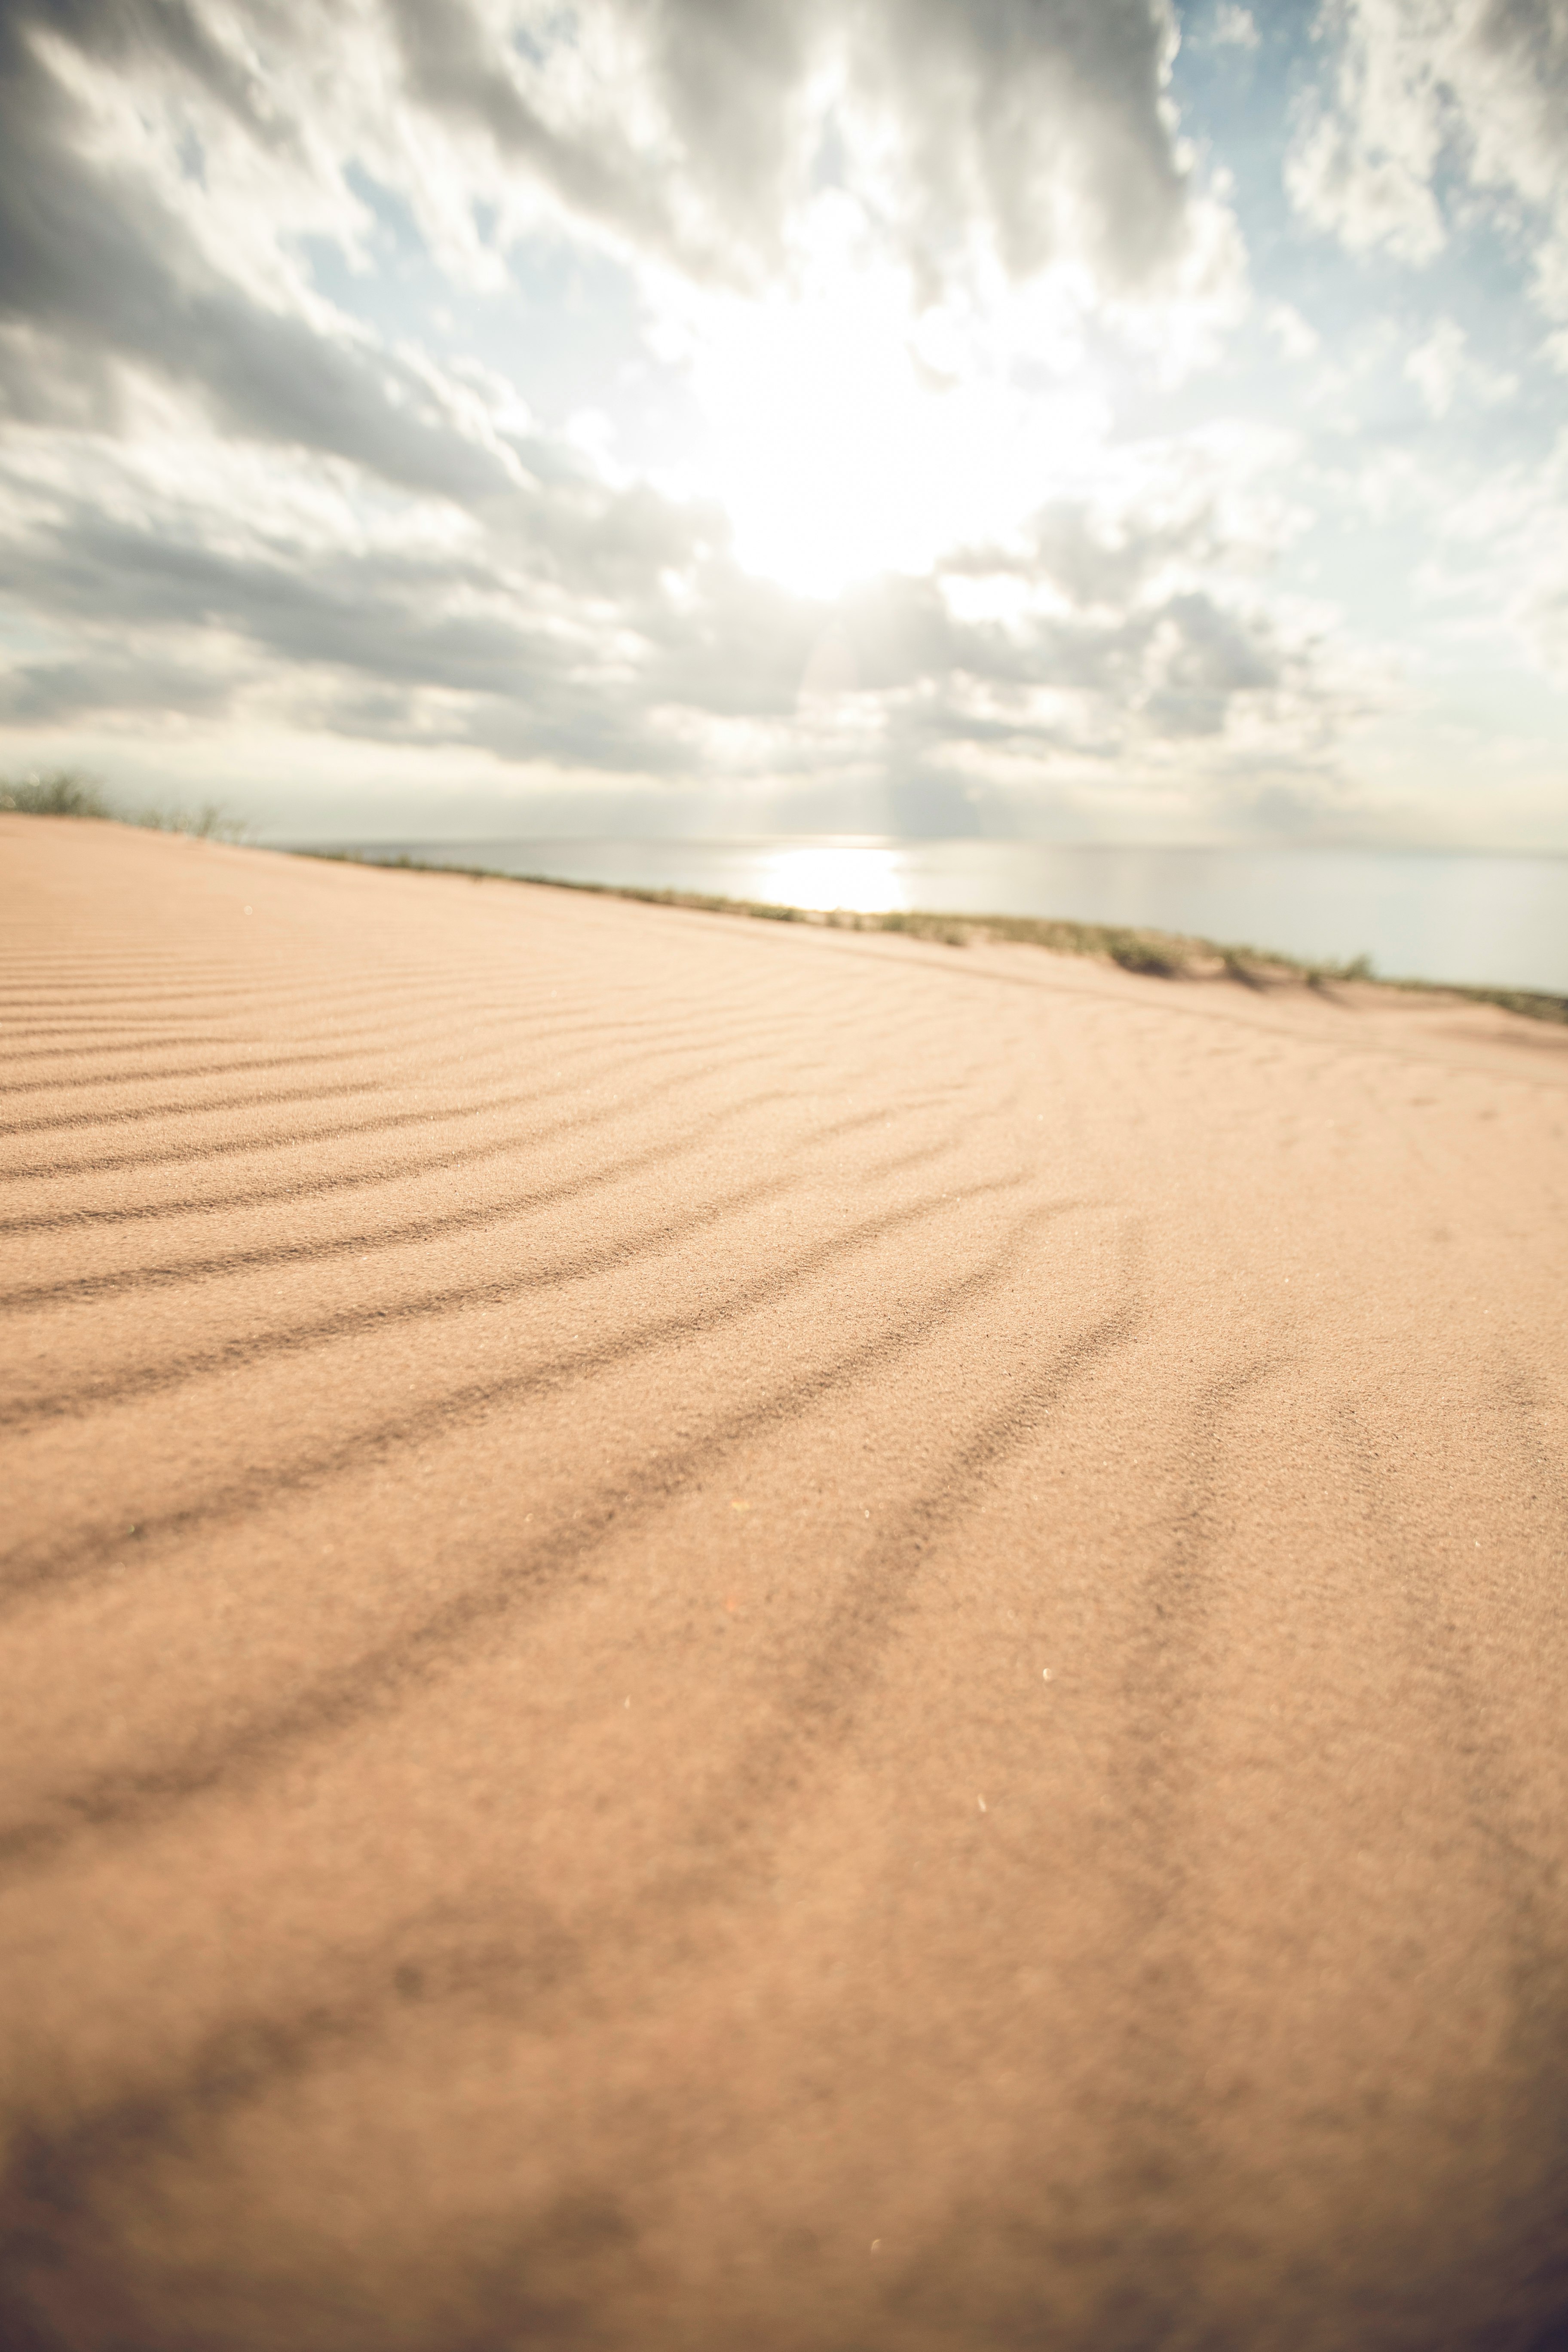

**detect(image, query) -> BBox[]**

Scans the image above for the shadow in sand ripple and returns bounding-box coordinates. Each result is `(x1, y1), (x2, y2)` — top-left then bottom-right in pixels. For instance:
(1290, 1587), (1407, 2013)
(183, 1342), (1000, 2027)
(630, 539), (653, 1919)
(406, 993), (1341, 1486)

(0, 1186), (1072, 1870)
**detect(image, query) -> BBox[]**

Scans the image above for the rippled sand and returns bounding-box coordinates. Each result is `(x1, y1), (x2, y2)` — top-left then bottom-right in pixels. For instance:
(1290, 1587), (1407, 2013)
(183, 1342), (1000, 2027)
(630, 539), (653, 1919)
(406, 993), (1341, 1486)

(3, 815), (1566, 2351)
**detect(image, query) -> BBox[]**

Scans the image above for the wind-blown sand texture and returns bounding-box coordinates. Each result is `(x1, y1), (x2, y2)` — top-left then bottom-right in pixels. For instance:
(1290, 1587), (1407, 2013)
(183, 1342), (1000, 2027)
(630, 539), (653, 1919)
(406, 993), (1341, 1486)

(2, 814), (1566, 2352)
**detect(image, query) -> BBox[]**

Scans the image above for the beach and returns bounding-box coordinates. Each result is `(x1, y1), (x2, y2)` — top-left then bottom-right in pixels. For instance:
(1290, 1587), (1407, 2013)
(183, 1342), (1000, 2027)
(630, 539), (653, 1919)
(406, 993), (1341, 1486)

(2, 812), (1566, 2349)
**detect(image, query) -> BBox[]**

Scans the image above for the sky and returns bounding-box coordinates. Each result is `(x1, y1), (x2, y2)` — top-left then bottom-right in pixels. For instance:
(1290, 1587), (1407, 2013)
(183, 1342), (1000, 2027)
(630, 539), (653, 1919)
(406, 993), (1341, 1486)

(0, 0), (1566, 848)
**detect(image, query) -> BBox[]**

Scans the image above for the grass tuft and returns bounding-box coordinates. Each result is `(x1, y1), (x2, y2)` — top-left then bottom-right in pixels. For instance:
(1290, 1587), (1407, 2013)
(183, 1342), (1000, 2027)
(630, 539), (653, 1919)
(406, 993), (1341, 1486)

(1, 769), (249, 839)
(133, 800), (251, 842)
(0, 768), (113, 818)
(1106, 934), (1182, 978)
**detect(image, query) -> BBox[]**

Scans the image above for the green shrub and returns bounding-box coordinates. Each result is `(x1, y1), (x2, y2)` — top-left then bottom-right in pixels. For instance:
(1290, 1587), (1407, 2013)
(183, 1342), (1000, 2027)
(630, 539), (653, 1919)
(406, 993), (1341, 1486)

(0, 769), (113, 818)
(1107, 932), (1183, 977)
(0, 769), (249, 840)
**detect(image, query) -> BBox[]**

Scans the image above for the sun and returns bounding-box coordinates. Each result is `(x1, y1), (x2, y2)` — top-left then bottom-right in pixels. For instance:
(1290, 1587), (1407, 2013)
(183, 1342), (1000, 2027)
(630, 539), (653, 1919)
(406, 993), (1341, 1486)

(680, 202), (1096, 601)
(696, 266), (939, 597)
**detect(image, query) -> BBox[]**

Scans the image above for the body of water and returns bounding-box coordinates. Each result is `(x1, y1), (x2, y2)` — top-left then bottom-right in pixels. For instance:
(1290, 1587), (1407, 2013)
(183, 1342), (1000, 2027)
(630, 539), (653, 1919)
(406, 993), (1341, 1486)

(312, 838), (1568, 996)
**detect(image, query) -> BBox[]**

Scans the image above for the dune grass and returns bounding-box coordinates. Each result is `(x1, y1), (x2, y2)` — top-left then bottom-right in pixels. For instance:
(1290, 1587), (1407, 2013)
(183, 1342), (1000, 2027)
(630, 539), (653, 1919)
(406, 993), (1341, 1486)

(1, 767), (250, 840)
(1, 769), (114, 819)
(294, 848), (1568, 1027)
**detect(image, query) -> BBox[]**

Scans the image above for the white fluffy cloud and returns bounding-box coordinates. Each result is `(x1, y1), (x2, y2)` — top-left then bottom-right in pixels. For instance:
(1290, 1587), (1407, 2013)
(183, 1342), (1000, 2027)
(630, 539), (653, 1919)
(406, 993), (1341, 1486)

(0, 1), (1564, 845)
(1403, 313), (1517, 411)
(0, 0), (1299, 832)
(1288, 0), (1568, 312)
(1213, 6), (1262, 47)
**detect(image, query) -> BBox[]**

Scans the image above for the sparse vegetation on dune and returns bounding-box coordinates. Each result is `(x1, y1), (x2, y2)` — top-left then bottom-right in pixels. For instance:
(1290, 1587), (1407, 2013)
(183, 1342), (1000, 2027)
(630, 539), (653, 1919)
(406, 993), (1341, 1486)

(0, 767), (250, 840)
(133, 799), (252, 842)
(295, 848), (1568, 1027)
(6, 799), (1560, 1020)
(0, 768), (114, 819)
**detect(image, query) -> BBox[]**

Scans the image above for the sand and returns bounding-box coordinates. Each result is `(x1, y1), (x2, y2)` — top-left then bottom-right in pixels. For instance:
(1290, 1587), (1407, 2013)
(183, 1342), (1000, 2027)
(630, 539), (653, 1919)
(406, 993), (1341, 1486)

(1, 812), (1566, 2352)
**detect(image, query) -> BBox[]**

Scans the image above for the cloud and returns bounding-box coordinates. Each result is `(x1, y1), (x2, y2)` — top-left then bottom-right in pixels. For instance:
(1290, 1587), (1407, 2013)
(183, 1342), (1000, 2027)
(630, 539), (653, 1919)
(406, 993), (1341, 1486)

(383, 0), (1200, 295)
(1213, 6), (1262, 49)
(1265, 300), (1320, 360)
(842, 0), (1191, 290)
(1397, 427), (1568, 684)
(0, 9), (527, 496)
(1404, 317), (1467, 415)
(0, 0), (1232, 492)
(1403, 313), (1518, 414)
(0, 372), (1343, 827)
(1288, 0), (1568, 314)
(0, 0), (1426, 842)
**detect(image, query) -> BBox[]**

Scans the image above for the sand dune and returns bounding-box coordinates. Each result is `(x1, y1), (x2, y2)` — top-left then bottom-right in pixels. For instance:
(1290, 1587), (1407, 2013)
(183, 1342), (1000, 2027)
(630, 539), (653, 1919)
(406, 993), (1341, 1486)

(2, 814), (1566, 2352)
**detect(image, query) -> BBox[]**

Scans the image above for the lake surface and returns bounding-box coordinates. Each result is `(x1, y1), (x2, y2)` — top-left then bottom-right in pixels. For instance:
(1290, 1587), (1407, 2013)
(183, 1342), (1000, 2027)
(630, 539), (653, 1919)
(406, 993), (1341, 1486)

(314, 838), (1568, 995)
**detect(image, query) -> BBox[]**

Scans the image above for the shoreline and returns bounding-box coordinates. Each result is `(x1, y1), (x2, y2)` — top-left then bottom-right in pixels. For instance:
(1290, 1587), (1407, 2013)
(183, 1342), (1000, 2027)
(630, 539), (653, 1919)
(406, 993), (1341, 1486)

(6, 790), (1563, 1016)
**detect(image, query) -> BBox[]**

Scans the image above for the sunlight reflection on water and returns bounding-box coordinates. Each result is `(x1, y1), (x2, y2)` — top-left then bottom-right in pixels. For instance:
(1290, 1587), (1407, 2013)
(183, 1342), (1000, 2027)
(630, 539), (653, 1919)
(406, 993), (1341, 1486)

(315, 836), (1568, 995)
(751, 840), (911, 913)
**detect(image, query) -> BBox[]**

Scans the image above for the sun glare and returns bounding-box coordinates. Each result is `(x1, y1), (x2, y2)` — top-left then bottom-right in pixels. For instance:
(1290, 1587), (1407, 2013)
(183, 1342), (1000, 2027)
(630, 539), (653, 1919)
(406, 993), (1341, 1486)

(752, 840), (911, 912)
(682, 202), (1106, 600)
